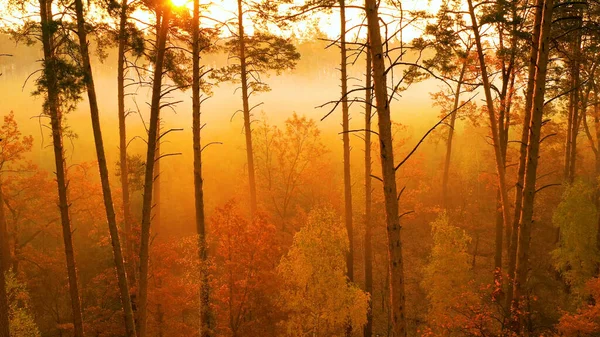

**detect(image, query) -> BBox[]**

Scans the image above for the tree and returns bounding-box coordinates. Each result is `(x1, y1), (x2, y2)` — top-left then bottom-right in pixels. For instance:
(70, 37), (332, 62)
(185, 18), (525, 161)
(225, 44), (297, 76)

(36, 0), (86, 334)
(582, 57), (600, 252)
(137, 1), (174, 335)
(108, 0), (145, 289)
(557, 277), (600, 337)
(211, 0), (300, 216)
(363, 39), (374, 337)
(560, 2), (586, 184)
(364, 0), (407, 334)
(0, 112), (33, 337)
(339, 6), (355, 324)
(552, 179), (599, 294)
(277, 208), (368, 336)
(506, 0), (546, 311)
(511, 0), (555, 332)
(5, 271), (41, 337)
(465, 0), (514, 279)
(71, 0), (137, 333)
(254, 113), (327, 230)
(421, 6), (476, 210)
(210, 201), (280, 336)
(421, 213), (475, 334)
(191, 0), (214, 332)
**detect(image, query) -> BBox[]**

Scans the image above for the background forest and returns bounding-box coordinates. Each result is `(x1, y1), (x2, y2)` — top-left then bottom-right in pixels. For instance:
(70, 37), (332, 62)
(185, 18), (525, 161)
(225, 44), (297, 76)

(1, 0), (599, 336)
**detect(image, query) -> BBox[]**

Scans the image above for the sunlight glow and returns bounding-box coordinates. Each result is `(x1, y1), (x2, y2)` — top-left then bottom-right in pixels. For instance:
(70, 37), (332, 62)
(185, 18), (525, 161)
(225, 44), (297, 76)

(170, 0), (188, 8)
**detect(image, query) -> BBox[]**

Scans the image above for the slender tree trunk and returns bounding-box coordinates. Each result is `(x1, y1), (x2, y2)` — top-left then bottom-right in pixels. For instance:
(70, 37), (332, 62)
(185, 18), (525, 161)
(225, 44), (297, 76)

(565, 87), (573, 182)
(237, 0), (257, 216)
(511, 1), (554, 333)
(192, 0), (212, 334)
(138, 8), (170, 337)
(494, 190), (503, 271)
(0, 183), (8, 337)
(365, 0), (406, 335)
(566, 24), (582, 184)
(340, 0), (354, 284)
(73, 0), (137, 335)
(153, 125), (161, 229)
(117, 0), (137, 289)
(39, 1), (85, 335)
(467, 0), (512, 271)
(339, 3), (354, 335)
(505, 0), (544, 311)
(157, 302), (164, 337)
(363, 40), (373, 337)
(442, 63), (467, 209)
(495, 78), (512, 275)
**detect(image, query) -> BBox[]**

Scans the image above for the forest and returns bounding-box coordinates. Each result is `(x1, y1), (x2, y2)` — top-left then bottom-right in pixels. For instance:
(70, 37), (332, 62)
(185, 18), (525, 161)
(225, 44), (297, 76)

(0, 0), (599, 335)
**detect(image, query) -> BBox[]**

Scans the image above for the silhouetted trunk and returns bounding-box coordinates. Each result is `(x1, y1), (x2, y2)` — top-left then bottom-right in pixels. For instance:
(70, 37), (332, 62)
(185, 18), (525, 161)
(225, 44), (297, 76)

(153, 127), (161, 228)
(154, 295), (164, 336)
(506, 0), (544, 311)
(365, 0), (406, 335)
(237, 0), (257, 216)
(511, 0), (554, 333)
(467, 0), (512, 281)
(565, 20), (582, 184)
(117, 0), (136, 288)
(363, 39), (373, 337)
(340, 0), (354, 284)
(0, 183), (8, 337)
(495, 69), (513, 275)
(584, 79), (600, 263)
(339, 2), (353, 335)
(138, 8), (170, 337)
(40, 1), (85, 335)
(192, 0), (212, 333)
(494, 191), (503, 271)
(442, 62), (467, 209)
(73, 0), (137, 335)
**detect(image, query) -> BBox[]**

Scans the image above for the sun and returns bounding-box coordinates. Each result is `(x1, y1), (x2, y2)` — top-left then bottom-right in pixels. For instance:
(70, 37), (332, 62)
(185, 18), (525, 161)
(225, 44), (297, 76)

(170, 0), (188, 8)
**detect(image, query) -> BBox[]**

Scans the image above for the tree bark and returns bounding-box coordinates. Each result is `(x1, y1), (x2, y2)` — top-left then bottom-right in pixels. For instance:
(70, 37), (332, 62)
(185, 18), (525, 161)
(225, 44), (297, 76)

(505, 0), (544, 311)
(39, 1), (85, 335)
(441, 62), (467, 209)
(117, 0), (137, 289)
(363, 39), (373, 337)
(466, 0), (512, 276)
(192, 0), (212, 334)
(365, 0), (407, 335)
(339, 4), (354, 335)
(565, 20), (582, 184)
(495, 70), (513, 276)
(153, 128), (161, 229)
(340, 0), (354, 285)
(237, 0), (257, 217)
(73, 0), (137, 336)
(511, 0), (554, 333)
(138, 7), (171, 337)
